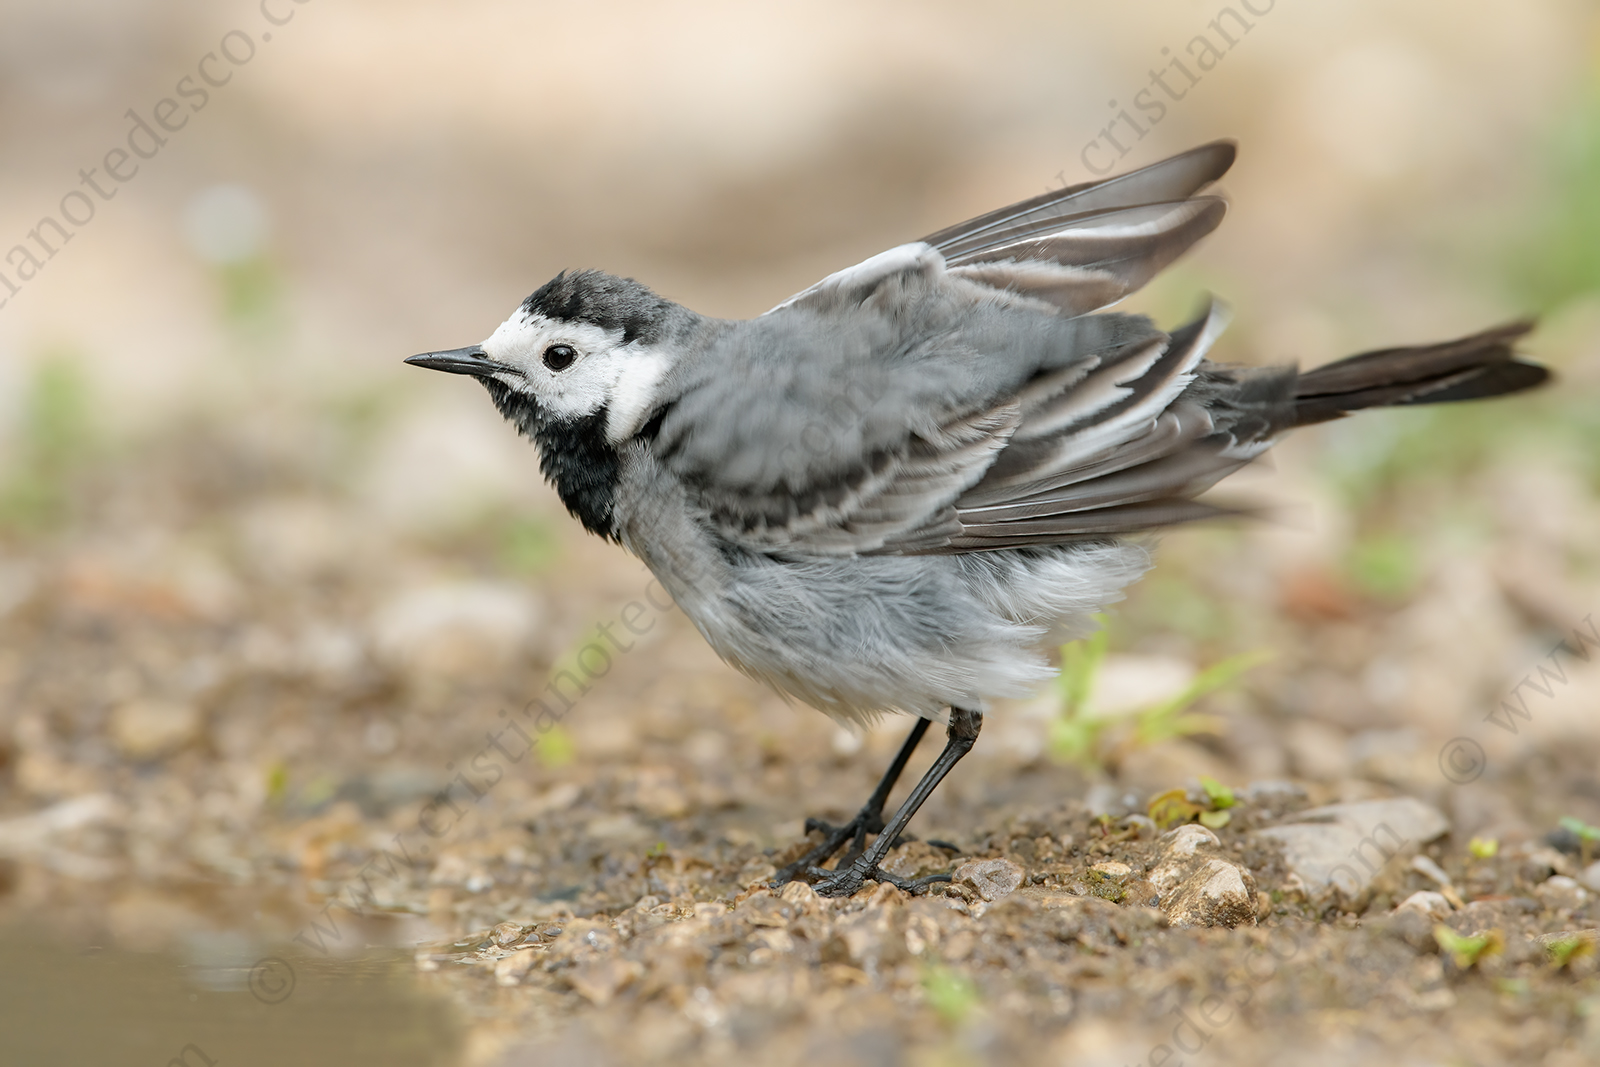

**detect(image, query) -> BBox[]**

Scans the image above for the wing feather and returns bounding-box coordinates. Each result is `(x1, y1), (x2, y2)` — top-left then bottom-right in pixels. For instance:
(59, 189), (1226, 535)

(923, 141), (1236, 254)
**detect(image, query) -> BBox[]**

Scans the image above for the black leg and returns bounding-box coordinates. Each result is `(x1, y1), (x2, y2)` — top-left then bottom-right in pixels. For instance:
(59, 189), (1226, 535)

(810, 706), (983, 898)
(770, 716), (932, 887)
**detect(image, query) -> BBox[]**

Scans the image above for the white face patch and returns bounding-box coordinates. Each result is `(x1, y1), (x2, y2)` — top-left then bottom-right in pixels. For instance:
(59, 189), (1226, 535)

(478, 308), (676, 430)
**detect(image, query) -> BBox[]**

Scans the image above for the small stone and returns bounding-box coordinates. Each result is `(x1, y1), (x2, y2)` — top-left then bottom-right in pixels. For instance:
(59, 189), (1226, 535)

(567, 959), (643, 1005)
(1252, 798), (1448, 897)
(1520, 846), (1576, 882)
(1410, 854), (1452, 887)
(1090, 861), (1132, 883)
(1163, 824), (1221, 860)
(370, 581), (539, 677)
(491, 921), (524, 947)
(1536, 876), (1589, 912)
(1379, 906), (1438, 951)
(779, 880), (821, 910)
(903, 911), (940, 956)
(493, 950), (540, 986)
(953, 858), (1024, 902)
(1163, 858), (1258, 928)
(1580, 862), (1600, 894)
(1148, 824), (1222, 895)
(1395, 890), (1454, 921)
(109, 699), (202, 760)
(1244, 780), (1307, 803)
(823, 906), (905, 968)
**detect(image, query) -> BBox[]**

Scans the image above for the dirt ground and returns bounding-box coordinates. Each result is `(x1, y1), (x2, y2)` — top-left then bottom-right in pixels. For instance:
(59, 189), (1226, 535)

(3, 4), (1600, 1065)
(1, 381), (1598, 1066)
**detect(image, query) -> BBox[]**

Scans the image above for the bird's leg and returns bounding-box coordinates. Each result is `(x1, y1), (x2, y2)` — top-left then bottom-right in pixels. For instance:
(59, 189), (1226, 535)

(770, 716), (931, 887)
(810, 706), (982, 898)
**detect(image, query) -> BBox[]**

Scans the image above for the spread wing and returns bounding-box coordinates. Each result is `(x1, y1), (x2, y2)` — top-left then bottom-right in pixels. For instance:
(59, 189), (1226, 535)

(653, 144), (1257, 557)
(928, 140), (1235, 316)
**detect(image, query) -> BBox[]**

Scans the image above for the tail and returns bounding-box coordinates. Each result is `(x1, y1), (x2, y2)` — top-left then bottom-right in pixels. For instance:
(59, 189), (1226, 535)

(1292, 321), (1548, 427)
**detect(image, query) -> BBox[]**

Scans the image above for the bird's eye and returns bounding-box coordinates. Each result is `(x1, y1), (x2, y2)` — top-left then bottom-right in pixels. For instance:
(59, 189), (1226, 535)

(542, 344), (577, 372)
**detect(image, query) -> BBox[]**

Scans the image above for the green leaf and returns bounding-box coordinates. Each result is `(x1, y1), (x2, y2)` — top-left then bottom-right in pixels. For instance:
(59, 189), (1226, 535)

(1149, 789), (1202, 829)
(1198, 809), (1232, 830)
(1544, 934), (1595, 969)
(1057, 619), (1109, 714)
(921, 964), (980, 1024)
(1346, 532), (1419, 601)
(1559, 816), (1600, 841)
(1047, 713), (1103, 768)
(1199, 776), (1235, 810)
(1468, 836), (1499, 860)
(1133, 649), (1271, 746)
(1434, 925), (1503, 969)
(537, 724), (576, 768)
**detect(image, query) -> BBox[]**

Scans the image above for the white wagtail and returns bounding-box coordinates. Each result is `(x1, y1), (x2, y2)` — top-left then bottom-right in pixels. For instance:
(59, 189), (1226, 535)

(407, 142), (1547, 897)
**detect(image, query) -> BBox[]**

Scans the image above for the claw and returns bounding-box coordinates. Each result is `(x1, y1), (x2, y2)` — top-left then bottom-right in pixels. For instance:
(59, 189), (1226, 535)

(809, 862), (952, 898)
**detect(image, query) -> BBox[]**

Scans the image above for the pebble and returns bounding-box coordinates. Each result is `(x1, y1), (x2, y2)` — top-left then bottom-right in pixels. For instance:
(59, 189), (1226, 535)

(493, 950), (540, 986)
(491, 921), (525, 947)
(1090, 860), (1132, 882)
(567, 959), (644, 1005)
(1147, 825), (1221, 894)
(108, 699), (202, 760)
(1581, 862), (1600, 894)
(1144, 823), (1257, 927)
(1395, 890), (1454, 921)
(370, 580), (539, 676)
(1252, 798), (1448, 897)
(1243, 780), (1307, 803)
(953, 858), (1024, 902)
(1410, 854), (1453, 887)
(1163, 859), (1258, 928)
(1536, 876), (1589, 913)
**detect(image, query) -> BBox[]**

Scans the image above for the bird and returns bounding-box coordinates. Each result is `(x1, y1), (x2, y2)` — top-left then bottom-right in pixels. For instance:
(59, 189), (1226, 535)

(406, 141), (1548, 898)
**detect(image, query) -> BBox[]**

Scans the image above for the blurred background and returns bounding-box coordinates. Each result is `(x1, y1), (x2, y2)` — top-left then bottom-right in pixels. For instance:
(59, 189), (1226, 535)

(2, 2), (1599, 1065)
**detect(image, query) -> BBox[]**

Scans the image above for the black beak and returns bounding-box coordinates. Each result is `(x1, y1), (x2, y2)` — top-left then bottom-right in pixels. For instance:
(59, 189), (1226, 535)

(404, 345), (512, 376)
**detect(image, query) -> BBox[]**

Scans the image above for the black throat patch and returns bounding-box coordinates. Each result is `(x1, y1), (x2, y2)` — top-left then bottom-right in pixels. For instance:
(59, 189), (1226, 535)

(479, 378), (621, 542)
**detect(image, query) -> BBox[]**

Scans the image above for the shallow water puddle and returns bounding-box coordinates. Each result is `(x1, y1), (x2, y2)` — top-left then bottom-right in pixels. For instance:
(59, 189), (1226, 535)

(0, 931), (462, 1067)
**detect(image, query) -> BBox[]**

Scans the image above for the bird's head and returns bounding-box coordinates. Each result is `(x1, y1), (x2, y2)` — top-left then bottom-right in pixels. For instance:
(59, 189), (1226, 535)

(406, 269), (682, 443)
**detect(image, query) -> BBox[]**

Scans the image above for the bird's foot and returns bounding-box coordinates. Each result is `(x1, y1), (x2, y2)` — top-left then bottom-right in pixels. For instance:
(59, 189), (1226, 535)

(806, 860), (952, 899)
(770, 811), (886, 887)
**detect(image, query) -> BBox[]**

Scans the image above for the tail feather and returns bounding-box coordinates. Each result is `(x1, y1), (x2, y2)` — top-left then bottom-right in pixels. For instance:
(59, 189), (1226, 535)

(1293, 321), (1547, 426)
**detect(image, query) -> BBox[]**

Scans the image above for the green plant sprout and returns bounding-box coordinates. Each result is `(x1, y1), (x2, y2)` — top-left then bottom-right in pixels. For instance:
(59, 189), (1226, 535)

(1434, 925), (1504, 969)
(1047, 617), (1269, 774)
(1149, 776), (1238, 830)
(1544, 933), (1596, 970)
(1558, 817), (1600, 865)
(537, 723), (577, 769)
(0, 357), (94, 532)
(921, 964), (980, 1025)
(1468, 836), (1500, 860)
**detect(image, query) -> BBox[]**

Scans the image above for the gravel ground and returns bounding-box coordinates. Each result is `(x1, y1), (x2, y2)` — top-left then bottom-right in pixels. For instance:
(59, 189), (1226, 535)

(1, 387), (1598, 1067)
(3, 8), (1599, 1062)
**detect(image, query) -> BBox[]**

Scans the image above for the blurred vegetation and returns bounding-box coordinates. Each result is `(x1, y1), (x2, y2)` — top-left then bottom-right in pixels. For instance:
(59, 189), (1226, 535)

(0, 356), (94, 535)
(1434, 925), (1504, 970)
(1559, 816), (1600, 864)
(1507, 80), (1600, 314)
(1545, 933), (1596, 970)
(536, 723), (576, 769)
(1047, 616), (1269, 775)
(1302, 76), (1600, 589)
(920, 964), (980, 1025)
(497, 516), (562, 574)
(1344, 530), (1420, 602)
(216, 257), (287, 340)
(1148, 775), (1238, 830)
